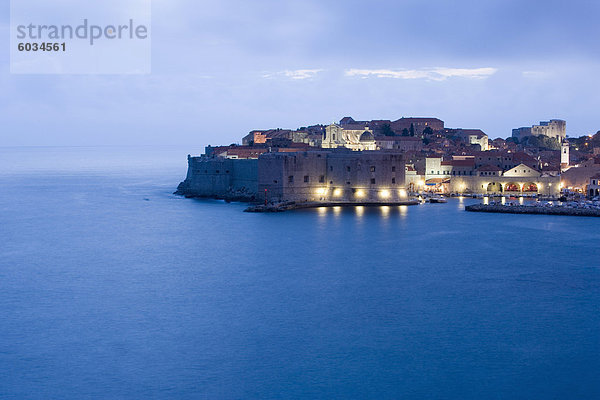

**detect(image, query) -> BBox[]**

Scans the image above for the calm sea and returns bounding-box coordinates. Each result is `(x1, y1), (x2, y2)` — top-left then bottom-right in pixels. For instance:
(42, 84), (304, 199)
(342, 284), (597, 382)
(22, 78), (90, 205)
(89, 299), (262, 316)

(1, 146), (599, 399)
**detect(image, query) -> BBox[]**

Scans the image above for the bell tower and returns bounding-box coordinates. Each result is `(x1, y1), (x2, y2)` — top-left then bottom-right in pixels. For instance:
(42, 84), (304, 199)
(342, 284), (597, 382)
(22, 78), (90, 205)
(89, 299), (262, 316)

(561, 140), (569, 170)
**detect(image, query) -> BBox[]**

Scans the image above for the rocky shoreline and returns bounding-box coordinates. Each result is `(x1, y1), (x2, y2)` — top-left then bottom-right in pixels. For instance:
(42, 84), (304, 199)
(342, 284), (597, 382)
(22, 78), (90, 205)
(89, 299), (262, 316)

(465, 204), (600, 217)
(174, 182), (256, 203)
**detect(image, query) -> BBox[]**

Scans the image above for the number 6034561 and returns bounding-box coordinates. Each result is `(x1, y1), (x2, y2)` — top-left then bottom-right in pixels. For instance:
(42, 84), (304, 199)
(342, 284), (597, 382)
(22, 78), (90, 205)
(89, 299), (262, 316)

(18, 43), (66, 52)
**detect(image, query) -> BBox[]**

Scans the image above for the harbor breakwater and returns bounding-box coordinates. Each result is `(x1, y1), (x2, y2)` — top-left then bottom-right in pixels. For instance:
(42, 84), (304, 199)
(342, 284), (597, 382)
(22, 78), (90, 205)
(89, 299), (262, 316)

(465, 204), (600, 217)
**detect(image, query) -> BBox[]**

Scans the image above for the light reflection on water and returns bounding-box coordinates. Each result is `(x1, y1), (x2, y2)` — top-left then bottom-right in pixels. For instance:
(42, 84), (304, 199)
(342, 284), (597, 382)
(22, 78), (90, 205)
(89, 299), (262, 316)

(380, 205), (390, 218)
(333, 206), (342, 217)
(398, 205), (408, 217)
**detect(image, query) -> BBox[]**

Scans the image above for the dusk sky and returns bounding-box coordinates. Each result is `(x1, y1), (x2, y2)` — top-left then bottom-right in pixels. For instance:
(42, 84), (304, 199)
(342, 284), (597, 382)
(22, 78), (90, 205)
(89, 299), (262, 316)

(2, 0), (600, 148)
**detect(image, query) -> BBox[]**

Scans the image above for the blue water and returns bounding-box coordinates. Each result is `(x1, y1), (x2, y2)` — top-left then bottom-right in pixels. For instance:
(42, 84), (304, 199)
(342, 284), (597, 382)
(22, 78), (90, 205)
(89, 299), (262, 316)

(1, 147), (599, 399)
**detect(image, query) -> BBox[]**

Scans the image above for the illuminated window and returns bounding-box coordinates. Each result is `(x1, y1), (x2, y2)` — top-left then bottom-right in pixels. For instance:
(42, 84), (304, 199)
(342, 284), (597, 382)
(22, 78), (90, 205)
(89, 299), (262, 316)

(370, 166), (376, 172)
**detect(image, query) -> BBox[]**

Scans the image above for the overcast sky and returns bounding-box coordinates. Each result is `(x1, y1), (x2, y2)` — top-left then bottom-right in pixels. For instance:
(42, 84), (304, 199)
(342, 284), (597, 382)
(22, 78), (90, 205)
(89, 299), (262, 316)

(2, 0), (600, 147)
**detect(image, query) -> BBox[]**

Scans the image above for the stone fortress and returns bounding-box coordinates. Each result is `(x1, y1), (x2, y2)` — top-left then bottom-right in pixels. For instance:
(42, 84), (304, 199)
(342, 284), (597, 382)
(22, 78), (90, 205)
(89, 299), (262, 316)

(177, 150), (409, 204)
(258, 151), (407, 204)
(512, 119), (566, 141)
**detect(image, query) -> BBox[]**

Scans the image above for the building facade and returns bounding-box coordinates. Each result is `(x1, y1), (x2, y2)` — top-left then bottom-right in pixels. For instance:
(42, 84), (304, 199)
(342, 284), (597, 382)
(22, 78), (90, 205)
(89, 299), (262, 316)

(588, 174), (600, 197)
(376, 136), (423, 152)
(424, 156), (560, 195)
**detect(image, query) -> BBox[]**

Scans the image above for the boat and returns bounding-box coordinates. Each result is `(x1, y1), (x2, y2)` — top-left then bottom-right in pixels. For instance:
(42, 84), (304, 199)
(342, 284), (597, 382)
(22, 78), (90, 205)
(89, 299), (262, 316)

(428, 196), (447, 204)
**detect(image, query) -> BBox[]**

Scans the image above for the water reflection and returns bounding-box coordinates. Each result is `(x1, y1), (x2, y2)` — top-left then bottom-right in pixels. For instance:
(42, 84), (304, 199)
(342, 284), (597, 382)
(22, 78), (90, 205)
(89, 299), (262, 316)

(398, 205), (408, 218)
(381, 206), (390, 218)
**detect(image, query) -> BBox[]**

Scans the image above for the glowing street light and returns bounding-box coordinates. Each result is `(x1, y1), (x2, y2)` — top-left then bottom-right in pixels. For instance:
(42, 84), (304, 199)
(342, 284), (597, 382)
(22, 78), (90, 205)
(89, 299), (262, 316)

(380, 190), (391, 199)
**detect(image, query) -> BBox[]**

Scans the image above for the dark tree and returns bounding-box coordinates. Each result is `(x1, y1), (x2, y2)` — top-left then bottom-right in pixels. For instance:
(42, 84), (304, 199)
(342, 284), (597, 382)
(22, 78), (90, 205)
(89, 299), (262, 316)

(409, 123), (415, 137)
(401, 128), (409, 136)
(381, 123), (395, 137)
(423, 127), (433, 136)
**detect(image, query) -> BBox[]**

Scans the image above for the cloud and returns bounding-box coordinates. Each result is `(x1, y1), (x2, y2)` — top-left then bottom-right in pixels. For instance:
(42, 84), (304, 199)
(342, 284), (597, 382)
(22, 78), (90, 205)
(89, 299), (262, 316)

(345, 67), (498, 81)
(522, 70), (552, 79)
(262, 69), (324, 80)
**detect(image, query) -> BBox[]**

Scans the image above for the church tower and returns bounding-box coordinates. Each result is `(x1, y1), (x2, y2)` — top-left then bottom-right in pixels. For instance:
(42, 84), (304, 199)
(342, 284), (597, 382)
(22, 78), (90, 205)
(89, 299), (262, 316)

(561, 140), (570, 169)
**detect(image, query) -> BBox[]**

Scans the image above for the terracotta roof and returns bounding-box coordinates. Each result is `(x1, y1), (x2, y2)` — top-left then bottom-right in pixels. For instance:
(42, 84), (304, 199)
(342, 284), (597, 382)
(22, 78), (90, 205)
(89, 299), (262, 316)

(446, 128), (487, 138)
(277, 145), (312, 152)
(461, 129), (486, 137)
(220, 147), (269, 159)
(477, 164), (503, 171)
(442, 159), (475, 167)
(376, 136), (421, 141)
(512, 151), (537, 162)
(426, 178), (451, 184)
(395, 117), (443, 123)
(342, 123), (369, 131)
